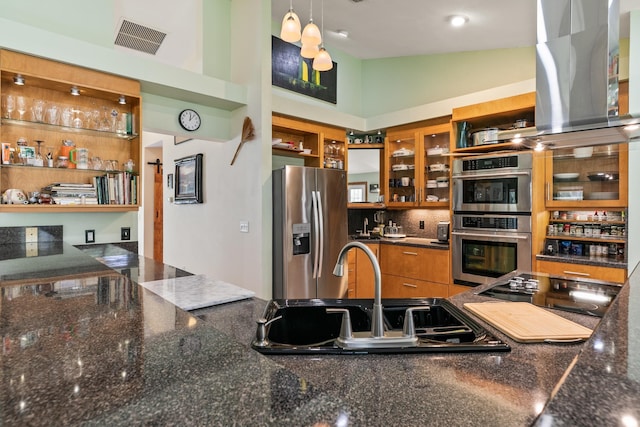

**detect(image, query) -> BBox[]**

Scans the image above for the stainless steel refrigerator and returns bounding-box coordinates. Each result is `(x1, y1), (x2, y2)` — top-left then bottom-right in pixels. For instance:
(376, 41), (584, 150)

(273, 165), (348, 299)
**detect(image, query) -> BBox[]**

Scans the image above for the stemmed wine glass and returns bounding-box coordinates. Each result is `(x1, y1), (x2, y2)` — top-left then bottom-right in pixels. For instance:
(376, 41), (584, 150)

(16, 96), (27, 120)
(3, 94), (15, 119)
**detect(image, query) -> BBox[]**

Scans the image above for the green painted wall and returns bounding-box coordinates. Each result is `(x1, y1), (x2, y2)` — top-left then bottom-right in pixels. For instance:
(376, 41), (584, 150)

(361, 47), (536, 117)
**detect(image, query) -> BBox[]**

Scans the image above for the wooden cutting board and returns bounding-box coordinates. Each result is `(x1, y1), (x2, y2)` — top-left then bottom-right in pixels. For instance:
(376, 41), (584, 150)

(463, 302), (593, 343)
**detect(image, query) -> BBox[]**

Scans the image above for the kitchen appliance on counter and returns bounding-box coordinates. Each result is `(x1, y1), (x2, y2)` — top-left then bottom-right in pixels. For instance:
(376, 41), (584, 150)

(477, 272), (622, 317)
(452, 213), (532, 287)
(273, 165), (348, 299)
(452, 152), (532, 213)
(437, 221), (450, 242)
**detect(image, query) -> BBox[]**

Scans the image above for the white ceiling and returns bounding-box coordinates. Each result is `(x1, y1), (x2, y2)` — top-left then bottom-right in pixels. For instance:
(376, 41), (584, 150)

(273, 0), (640, 59)
(112, 1), (639, 69)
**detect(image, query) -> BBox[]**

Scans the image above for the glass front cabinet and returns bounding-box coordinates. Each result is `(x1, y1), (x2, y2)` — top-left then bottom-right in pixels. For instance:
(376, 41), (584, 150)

(385, 119), (451, 208)
(544, 144), (628, 208)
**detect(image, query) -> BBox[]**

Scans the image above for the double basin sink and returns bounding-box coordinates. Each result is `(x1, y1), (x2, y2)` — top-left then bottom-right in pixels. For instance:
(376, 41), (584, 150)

(251, 298), (510, 355)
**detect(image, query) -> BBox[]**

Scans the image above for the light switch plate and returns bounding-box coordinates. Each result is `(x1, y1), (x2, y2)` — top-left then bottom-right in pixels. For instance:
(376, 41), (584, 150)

(25, 227), (38, 243)
(85, 229), (95, 243)
(240, 221), (249, 233)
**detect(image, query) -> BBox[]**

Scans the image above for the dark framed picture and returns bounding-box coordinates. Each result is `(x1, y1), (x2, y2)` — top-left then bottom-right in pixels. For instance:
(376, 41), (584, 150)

(272, 36), (337, 104)
(174, 153), (203, 204)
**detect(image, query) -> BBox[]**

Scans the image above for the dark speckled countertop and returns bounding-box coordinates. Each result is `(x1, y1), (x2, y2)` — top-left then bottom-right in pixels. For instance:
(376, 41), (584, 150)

(1, 243), (638, 426)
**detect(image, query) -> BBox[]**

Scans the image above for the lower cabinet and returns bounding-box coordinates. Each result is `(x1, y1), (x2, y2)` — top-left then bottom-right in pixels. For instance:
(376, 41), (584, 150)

(537, 259), (627, 284)
(355, 243), (379, 298)
(380, 245), (450, 298)
(347, 250), (357, 298)
(381, 274), (448, 298)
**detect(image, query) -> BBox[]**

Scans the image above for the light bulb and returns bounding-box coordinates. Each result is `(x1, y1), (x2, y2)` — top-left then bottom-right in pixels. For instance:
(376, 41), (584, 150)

(301, 21), (322, 46)
(312, 47), (333, 71)
(280, 11), (301, 42)
(300, 43), (319, 59)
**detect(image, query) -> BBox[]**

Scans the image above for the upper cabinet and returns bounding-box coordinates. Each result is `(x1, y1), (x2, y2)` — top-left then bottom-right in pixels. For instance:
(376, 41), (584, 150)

(272, 114), (346, 170)
(544, 143), (628, 208)
(385, 117), (451, 208)
(451, 92), (536, 153)
(0, 50), (141, 212)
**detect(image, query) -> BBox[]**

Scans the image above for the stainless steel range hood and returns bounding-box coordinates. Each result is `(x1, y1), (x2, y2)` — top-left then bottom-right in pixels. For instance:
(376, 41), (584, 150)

(534, 0), (640, 148)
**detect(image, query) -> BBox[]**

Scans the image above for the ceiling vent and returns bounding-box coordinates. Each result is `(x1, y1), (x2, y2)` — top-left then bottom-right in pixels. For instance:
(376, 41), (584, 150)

(114, 19), (167, 55)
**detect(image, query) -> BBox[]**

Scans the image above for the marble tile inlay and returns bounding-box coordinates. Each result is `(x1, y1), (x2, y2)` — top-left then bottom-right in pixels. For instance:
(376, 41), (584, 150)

(139, 274), (255, 310)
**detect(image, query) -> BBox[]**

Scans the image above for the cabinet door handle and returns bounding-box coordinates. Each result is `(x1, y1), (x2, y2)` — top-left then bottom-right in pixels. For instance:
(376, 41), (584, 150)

(546, 182), (550, 201)
(402, 251), (418, 256)
(402, 282), (418, 288)
(563, 270), (590, 277)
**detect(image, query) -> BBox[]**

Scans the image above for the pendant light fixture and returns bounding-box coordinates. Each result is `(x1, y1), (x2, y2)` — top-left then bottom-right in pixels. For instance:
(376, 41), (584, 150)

(280, 0), (301, 42)
(300, 0), (321, 58)
(312, 0), (333, 71)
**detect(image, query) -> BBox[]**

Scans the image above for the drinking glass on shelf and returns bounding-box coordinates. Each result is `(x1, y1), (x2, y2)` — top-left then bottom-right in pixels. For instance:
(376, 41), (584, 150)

(72, 107), (83, 128)
(46, 103), (60, 125)
(3, 94), (15, 119)
(16, 96), (27, 120)
(31, 99), (45, 122)
(61, 107), (73, 127)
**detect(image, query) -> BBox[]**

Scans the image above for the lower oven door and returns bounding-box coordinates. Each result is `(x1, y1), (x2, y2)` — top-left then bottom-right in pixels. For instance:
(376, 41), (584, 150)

(452, 230), (532, 287)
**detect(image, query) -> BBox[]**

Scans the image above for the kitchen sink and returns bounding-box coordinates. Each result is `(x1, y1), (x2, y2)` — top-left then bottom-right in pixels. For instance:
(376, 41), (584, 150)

(251, 298), (510, 354)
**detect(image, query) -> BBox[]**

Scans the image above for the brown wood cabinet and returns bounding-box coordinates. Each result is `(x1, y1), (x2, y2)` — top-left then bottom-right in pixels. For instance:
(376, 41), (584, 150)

(384, 117), (451, 209)
(344, 242), (380, 298)
(543, 143), (628, 209)
(347, 249), (356, 298)
(0, 50), (141, 212)
(536, 259), (626, 284)
(451, 92), (536, 153)
(380, 244), (450, 298)
(272, 114), (346, 170)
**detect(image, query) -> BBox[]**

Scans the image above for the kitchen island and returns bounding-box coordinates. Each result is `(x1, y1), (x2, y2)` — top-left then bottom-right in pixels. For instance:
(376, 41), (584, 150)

(1, 244), (638, 426)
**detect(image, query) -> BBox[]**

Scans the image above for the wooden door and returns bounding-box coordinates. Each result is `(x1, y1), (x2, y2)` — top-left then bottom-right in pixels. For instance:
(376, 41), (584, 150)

(153, 166), (163, 263)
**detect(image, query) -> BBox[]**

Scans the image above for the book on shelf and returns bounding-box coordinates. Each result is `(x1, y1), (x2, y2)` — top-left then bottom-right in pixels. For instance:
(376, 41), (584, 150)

(93, 171), (138, 205)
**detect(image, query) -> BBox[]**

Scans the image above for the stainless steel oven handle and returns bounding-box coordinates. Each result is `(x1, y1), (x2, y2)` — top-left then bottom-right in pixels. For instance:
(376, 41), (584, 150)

(452, 171), (531, 179)
(451, 231), (530, 240)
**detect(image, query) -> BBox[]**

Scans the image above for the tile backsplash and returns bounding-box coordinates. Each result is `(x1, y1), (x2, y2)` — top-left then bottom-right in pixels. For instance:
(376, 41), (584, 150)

(348, 209), (449, 239)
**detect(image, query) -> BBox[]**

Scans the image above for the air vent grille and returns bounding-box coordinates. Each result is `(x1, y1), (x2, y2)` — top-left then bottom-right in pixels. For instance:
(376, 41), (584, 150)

(115, 19), (166, 55)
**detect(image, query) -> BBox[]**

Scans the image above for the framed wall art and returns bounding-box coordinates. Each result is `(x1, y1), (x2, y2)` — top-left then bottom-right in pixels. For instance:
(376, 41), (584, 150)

(271, 36), (337, 104)
(174, 153), (203, 204)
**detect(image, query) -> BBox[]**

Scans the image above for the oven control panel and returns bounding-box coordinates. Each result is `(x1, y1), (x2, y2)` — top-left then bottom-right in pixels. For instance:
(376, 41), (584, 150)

(462, 155), (519, 171)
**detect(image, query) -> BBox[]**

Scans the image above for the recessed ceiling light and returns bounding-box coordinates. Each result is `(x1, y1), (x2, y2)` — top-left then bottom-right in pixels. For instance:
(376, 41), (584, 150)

(118, 95), (126, 105)
(448, 15), (469, 27)
(336, 29), (349, 38)
(70, 86), (80, 96)
(13, 74), (25, 85)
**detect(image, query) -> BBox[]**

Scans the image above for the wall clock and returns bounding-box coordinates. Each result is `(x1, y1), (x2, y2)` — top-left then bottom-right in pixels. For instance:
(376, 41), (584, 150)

(178, 108), (201, 131)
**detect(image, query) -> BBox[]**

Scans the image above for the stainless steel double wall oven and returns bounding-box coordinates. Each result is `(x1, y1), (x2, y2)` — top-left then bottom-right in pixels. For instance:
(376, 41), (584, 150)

(451, 152), (533, 286)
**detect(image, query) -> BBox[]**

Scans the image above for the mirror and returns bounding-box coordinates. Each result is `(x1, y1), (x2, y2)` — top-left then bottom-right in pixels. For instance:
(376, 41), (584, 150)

(348, 149), (381, 203)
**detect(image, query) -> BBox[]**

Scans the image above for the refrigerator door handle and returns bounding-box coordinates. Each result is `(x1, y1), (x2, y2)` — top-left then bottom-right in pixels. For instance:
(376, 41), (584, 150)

(312, 191), (320, 279)
(316, 190), (325, 278)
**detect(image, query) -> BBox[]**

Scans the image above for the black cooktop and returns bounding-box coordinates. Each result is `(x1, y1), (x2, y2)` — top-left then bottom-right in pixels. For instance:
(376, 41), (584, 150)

(478, 272), (623, 317)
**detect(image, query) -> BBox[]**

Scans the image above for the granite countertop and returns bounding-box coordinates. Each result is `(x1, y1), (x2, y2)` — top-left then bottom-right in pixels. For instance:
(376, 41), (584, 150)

(1, 243), (638, 426)
(351, 235), (450, 249)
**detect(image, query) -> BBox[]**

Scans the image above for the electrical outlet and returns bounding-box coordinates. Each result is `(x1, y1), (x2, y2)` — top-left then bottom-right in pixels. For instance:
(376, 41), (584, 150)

(26, 242), (38, 257)
(25, 227), (38, 243)
(419, 220), (425, 230)
(121, 227), (131, 240)
(240, 221), (250, 233)
(85, 229), (95, 243)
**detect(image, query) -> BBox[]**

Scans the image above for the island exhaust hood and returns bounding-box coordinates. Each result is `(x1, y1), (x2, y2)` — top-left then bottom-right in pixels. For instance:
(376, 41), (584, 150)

(533, 0), (640, 149)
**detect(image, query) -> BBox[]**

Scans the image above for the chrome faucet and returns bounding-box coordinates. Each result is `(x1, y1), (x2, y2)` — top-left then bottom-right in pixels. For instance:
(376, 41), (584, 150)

(332, 241), (418, 348)
(362, 217), (369, 236)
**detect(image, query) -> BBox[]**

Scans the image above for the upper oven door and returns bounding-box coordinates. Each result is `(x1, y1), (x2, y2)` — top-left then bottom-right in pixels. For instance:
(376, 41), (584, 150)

(452, 170), (532, 213)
